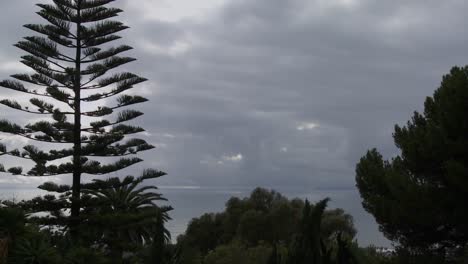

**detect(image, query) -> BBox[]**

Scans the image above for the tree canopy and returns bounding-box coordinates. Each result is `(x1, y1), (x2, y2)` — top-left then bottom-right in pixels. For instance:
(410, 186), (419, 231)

(356, 66), (468, 259)
(175, 188), (358, 264)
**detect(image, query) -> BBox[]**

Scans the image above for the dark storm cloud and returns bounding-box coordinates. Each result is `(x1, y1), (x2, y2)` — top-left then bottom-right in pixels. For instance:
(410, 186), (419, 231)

(112, 0), (468, 188)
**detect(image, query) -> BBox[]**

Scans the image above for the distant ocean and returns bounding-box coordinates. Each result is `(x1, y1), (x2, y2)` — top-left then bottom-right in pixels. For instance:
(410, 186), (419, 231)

(0, 186), (390, 247)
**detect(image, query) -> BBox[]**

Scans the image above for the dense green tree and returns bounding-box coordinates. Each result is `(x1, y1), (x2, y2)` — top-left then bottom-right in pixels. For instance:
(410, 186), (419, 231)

(356, 66), (468, 259)
(0, 0), (168, 245)
(176, 188), (358, 264)
(172, 212), (223, 258)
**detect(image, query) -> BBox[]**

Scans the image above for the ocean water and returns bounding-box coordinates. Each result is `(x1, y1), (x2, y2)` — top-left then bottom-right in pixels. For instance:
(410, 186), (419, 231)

(0, 186), (390, 247)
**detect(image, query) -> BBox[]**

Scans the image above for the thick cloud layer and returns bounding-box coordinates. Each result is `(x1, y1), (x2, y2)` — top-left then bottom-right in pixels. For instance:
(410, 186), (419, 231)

(1, 0), (467, 246)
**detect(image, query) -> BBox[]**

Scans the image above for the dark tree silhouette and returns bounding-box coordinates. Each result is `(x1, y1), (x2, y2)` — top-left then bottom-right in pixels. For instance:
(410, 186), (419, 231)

(0, 0), (168, 243)
(356, 66), (468, 259)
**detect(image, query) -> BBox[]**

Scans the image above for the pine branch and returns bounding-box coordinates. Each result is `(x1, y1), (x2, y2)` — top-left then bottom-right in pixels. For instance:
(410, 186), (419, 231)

(81, 20), (128, 42)
(81, 56), (136, 77)
(82, 106), (114, 117)
(26, 120), (72, 137)
(12, 73), (53, 87)
(36, 8), (75, 39)
(52, 0), (77, 10)
(83, 157), (143, 175)
(109, 124), (145, 135)
(0, 99), (23, 111)
(82, 110), (143, 132)
(37, 4), (75, 24)
(0, 80), (28, 93)
(82, 34), (121, 48)
(80, 7), (123, 23)
(81, 0), (116, 10)
(16, 134), (75, 144)
(19, 194), (71, 212)
(17, 156), (143, 176)
(0, 98), (70, 115)
(81, 45), (132, 63)
(15, 36), (74, 62)
(25, 23), (76, 47)
(39, 182), (72, 193)
(82, 72), (146, 90)
(0, 120), (25, 134)
(82, 95), (148, 116)
(39, 169), (165, 194)
(46, 86), (73, 102)
(8, 167), (23, 175)
(0, 99), (51, 115)
(0, 80), (71, 101)
(81, 81), (144, 102)
(1, 137), (153, 164)
(30, 98), (55, 113)
(116, 109), (144, 122)
(21, 55), (68, 73)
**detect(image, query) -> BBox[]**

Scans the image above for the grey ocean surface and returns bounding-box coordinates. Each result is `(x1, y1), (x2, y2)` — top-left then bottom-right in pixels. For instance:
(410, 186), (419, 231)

(0, 186), (390, 247)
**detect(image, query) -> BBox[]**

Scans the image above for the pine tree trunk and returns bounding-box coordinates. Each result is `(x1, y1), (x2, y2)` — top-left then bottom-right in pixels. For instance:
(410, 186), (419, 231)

(71, 0), (83, 239)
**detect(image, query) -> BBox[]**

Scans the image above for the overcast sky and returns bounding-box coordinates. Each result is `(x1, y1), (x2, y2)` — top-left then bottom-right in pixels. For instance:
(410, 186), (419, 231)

(0, 0), (467, 246)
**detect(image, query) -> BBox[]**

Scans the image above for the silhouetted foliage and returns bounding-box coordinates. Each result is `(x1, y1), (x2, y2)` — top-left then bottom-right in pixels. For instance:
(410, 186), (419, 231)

(0, 2), (171, 262)
(0, 0), (168, 247)
(175, 188), (358, 264)
(356, 66), (468, 261)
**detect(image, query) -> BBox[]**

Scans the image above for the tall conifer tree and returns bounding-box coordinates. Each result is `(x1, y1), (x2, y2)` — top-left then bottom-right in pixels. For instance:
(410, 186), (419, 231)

(0, 0), (166, 238)
(356, 66), (468, 258)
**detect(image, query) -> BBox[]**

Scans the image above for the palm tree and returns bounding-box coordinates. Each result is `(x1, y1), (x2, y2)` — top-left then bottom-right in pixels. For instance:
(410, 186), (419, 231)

(12, 235), (60, 264)
(81, 169), (172, 261)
